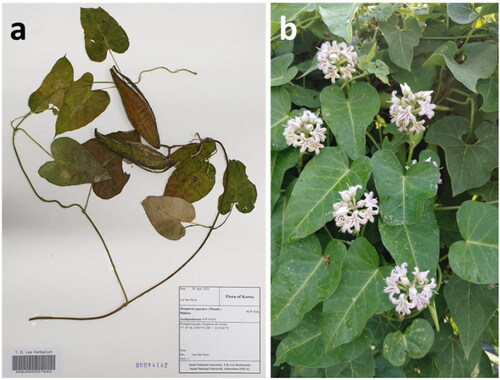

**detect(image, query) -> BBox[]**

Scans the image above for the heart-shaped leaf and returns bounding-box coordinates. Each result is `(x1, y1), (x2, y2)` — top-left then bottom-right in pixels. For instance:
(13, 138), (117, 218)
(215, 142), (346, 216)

(324, 350), (375, 377)
(379, 15), (422, 71)
(477, 76), (498, 113)
(39, 137), (110, 186)
(284, 147), (373, 242)
(383, 319), (434, 366)
(318, 3), (358, 42)
(372, 150), (439, 225)
(275, 307), (373, 368)
(271, 53), (298, 87)
(379, 201), (439, 275)
(83, 130), (140, 199)
(218, 160), (257, 215)
(447, 3), (479, 25)
(444, 275), (498, 360)
(391, 57), (437, 92)
(141, 196), (195, 241)
(271, 236), (347, 336)
(449, 200), (498, 284)
(320, 82), (380, 160)
(425, 116), (497, 196)
(55, 73), (110, 136)
(28, 56), (74, 114)
(168, 140), (216, 166)
(424, 42), (497, 92)
(164, 159), (216, 203)
(80, 7), (129, 62)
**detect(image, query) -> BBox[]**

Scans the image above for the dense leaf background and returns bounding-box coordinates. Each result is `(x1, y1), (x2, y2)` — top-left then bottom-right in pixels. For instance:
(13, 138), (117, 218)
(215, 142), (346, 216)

(271, 3), (498, 377)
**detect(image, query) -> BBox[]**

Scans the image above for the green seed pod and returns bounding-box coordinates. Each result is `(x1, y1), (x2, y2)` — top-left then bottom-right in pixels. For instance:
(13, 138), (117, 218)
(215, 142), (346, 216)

(95, 130), (173, 173)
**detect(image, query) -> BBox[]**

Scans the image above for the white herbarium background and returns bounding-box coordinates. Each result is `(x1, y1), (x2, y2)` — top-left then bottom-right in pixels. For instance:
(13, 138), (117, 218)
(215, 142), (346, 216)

(3, 3), (265, 377)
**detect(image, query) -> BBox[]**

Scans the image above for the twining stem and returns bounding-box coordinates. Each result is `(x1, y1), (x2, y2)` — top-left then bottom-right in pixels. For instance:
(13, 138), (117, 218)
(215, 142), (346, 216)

(434, 200), (498, 211)
(11, 116), (129, 305)
(29, 139), (231, 321)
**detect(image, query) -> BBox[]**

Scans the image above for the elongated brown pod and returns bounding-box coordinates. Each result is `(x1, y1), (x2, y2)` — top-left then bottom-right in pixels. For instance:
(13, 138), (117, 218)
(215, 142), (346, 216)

(110, 66), (161, 148)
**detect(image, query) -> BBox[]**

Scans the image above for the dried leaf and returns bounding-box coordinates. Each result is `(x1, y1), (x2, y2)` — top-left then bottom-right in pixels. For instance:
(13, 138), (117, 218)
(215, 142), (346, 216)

(80, 7), (129, 62)
(218, 160), (257, 215)
(141, 196), (196, 240)
(83, 130), (140, 199)
(110, 66), (160, 148)
(28, 56), (74, 114)
(55, 73), (110, 136)
(168, 140), (216, 166)
(39, 137), (110, 186)
(95, 129), (173, 172)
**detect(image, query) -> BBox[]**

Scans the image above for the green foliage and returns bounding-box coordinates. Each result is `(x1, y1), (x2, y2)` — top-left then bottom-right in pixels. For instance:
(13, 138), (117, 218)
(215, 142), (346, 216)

(271, 2), (498, 377)
(39, 137), (110, 186)
(80, 7), (129, 62)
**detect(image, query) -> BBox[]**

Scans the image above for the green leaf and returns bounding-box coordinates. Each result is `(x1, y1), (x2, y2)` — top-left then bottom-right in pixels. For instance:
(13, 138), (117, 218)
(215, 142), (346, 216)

(271, 147), (299, 211)
(168, 141), (216, 166)
(425, 116), (498, 196)
(381, 123), (409, 153)
(321, 238), (393, 351)
(318, 4), (358, 42)
(372, 150), (439, 225)
(271, 196), (287, 278)
(270, 3), (316, 22)
(469, 181), (498, 202)
(374, 355), (408, 377)
(366, 60), (390, 84)
(449, 200), (498, 284)
(80, 7), (129, 62)
(55, 73), (110, 135)
(320, 82), (380, 160)
(324, 350), (375, 377)
(141, 196), (195, 241)
(477, 76), (498, 112)
(429, 324), (483, 377)
(271, 53), (298, 87)
(276, 308), (373, 368)
(444, 275), (498, 360)
(436, 209), (461, 248)
(391, 57), (437, 92)
(39, 137), (110, 186)
(284, 147), (373, 242)
(28, 56), (74, 114)
(383, 319), (434, 366)
(271, 236), (347, 336)
(447, 3), (479, 24)
(379, 15), (422, 71)
(271, 87), (291, 151)
(424, 41), (497, 92)
(218, 160), (257, 215)
(379, 201), (439, 275)
(290, 366), (325, 378)
(286, 85), (321, 108)
(83, 130), (140, 199)
(164, 159), (215, 203)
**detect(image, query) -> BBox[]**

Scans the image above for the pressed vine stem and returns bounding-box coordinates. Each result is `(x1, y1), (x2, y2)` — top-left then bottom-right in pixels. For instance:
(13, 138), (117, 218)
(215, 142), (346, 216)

(11, 115), (130, 306)
(28, 139), (231, 321)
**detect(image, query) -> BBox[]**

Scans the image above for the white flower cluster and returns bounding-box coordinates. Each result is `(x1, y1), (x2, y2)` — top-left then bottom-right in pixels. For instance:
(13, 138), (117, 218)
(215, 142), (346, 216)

(405, 156), (443, 188)
(332, 185), (379, 235)
(389, 83), (436, 134)
(317, 41), (357, 83)
(283, 110), (327, 155)
(384, 263), (437, 316)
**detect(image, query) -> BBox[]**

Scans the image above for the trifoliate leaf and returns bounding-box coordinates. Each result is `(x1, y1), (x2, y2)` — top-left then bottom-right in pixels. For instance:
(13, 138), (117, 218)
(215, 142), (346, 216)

(141, 196), (195, 241)
(218, 160), (257, 215)
(28, 56), (74, 114)
(39, 137), (110, 186)
(55, 73), (110, 135)
(80, 7), (129, 62)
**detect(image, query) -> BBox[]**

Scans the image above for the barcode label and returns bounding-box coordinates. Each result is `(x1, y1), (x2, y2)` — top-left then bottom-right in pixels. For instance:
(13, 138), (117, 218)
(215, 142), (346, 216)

(12, 355), (56, 371)
(4, 349), (59, 376)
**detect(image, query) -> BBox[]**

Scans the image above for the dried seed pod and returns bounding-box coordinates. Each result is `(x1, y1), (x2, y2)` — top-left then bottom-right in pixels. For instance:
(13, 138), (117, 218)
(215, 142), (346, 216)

(95, 130), (173, 173)
(110, 66), (161, 148)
